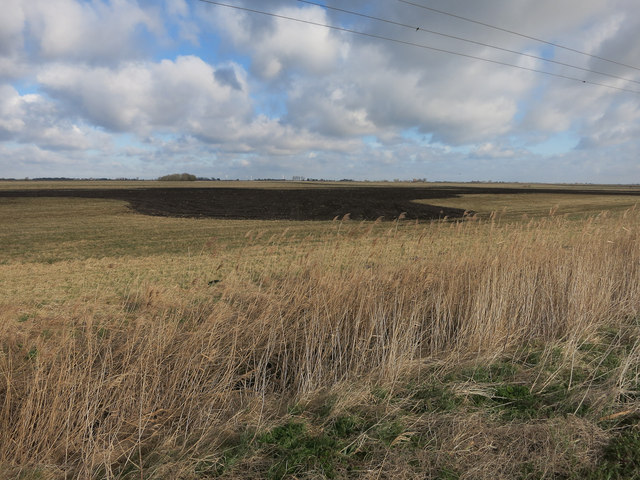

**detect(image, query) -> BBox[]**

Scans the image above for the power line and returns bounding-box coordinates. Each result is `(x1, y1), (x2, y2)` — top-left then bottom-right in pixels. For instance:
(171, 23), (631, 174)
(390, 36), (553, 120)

(297, 0), (640, 86)
(197, 0), (640, 94)
(398, 0), (640, 73)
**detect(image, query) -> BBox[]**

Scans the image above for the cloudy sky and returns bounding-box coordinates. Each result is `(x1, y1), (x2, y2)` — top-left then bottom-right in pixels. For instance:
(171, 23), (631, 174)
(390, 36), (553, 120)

(1, 0), (639, 182)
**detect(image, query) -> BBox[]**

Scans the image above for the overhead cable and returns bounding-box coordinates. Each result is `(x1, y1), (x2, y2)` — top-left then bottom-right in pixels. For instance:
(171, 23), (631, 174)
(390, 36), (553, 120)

(398, 0), (640, 73)
(297, 0), (640, 86)
(197, 0), (640, 94)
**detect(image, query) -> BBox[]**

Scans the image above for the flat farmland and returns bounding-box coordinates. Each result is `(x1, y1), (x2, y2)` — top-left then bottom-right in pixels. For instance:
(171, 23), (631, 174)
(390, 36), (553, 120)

(1, 181), (640, 479)
(2, 180), (639, 221)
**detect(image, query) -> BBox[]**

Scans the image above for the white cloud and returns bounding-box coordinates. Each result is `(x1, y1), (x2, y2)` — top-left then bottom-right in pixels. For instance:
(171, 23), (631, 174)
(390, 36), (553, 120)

(38, 56), (252, 134)
(0, 84), (26, 136)
(577, 100), (640, 148)
(166, 0), (189, 18)
(470, 142), (518, 159)
(34, 56), (359, 158)
(209, 3), (349, 79)
(0, 0), (28, 81)
(24, 0), (163, 63)
(0, 83), (112, 151)
(281, 38), (534, 145)
(0, 0), (25, 56)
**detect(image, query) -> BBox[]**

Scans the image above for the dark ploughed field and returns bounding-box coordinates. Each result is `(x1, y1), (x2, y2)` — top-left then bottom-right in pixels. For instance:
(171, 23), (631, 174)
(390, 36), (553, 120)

(1, 184), (639, 221)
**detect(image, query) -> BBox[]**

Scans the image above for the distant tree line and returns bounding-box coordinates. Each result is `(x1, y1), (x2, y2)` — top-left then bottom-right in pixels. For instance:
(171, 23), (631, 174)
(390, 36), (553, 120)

(0, 177), (142, 181)
(0, 176), (226, 181)
(157, 173), (197, 181)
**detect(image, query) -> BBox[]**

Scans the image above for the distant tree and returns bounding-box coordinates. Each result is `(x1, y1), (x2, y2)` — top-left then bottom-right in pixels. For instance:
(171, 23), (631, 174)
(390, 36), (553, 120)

(157, 173), (197, 181)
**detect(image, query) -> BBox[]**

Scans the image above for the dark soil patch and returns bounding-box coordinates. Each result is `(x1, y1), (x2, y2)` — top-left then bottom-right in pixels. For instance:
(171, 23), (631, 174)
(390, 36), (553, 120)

(0, 186), (463, 220)
(1, 185), (638, 221)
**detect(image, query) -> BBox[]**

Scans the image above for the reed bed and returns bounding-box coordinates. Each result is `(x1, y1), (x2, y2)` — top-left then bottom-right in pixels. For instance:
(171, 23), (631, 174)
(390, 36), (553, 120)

(1, 209), (639, 478)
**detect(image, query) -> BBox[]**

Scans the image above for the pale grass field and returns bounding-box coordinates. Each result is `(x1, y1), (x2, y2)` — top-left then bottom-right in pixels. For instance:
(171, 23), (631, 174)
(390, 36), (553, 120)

(0, 197), (335, 264)
(1, 189), (640, 479)
(416, 193), (640, 220)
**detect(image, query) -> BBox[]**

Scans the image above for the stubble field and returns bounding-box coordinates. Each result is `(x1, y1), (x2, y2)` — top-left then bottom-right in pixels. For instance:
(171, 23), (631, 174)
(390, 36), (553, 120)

(1, 181), (640, 479)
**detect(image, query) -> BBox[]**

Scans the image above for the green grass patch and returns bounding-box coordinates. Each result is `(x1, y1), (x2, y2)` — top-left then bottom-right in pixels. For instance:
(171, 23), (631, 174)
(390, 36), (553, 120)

(489, 384), (538, 420)
(436, 467), (460, 480)
(330, 415), (367, 439)
(195, 430), (255, 478)
(372, 419), (406, 446)
(584, 425), (640, 479)
(403, 384), (463, 413)
(258, 421), (342, 479)
(458, 360), (520, 383)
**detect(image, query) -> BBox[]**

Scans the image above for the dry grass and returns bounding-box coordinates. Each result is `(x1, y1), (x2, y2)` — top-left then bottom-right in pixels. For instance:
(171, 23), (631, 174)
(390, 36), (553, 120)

(415, 192), (640, 220)
(1, 197), (640, 477)
(0, 196), (332, 263)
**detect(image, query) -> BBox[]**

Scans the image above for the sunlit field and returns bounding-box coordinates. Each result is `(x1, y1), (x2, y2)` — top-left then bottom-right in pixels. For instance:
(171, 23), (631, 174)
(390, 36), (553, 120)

(417, 192), (640, 220)
(1, 182), (640, 479)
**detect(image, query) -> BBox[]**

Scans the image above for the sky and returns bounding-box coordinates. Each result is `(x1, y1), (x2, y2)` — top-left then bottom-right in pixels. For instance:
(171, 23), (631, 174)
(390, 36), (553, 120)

(1, 0), (640, 183)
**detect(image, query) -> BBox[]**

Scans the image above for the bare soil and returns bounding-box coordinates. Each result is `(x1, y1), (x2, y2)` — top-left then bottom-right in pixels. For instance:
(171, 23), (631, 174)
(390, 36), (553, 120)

(1, 184), (638, 221)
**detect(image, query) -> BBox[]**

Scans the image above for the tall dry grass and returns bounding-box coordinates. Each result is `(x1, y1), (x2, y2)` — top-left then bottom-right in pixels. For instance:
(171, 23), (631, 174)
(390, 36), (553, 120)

(1, 208), (639, 477)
